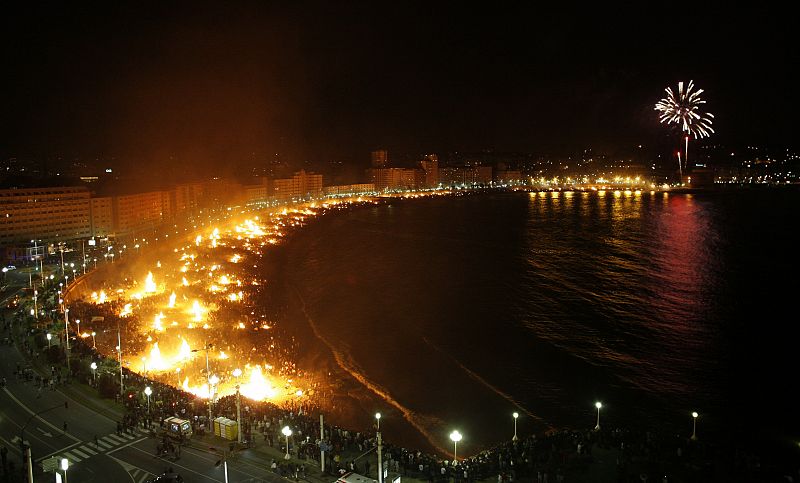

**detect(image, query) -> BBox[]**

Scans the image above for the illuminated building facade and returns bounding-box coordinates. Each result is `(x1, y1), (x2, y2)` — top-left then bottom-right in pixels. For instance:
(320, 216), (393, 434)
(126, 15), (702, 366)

(371, 149), (389, 168)
(0, 187), (91, 259)
(419, 154), (439, 188)
(272, 170), (323, 201)
(323, 183), (376, 195)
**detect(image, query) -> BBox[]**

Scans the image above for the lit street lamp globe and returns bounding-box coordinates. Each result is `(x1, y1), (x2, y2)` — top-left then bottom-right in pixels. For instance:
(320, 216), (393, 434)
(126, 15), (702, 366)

(282, 426), (293, 437)
(144, 386), (152, 396)
(595, 402), (602, 409)
(450, 430), (462, 443)
(90, 362), (97, 370)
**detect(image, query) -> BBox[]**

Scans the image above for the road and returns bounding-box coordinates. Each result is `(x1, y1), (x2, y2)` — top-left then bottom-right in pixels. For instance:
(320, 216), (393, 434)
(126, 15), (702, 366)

(1, 304), (285, 482)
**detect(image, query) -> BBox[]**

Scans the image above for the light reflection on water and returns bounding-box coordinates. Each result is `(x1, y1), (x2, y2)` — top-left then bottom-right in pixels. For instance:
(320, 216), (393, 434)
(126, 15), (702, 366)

(286, 190), (800, 456)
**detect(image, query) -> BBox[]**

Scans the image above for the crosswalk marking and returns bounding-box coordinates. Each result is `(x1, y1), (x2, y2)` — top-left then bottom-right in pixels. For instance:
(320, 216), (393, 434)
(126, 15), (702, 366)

(129, 467), (154, 483)
(62, 451), (82, 463)
(107, 434), (128, 443)
(70, 448), (90, 459)
(37, 428), (149, 469)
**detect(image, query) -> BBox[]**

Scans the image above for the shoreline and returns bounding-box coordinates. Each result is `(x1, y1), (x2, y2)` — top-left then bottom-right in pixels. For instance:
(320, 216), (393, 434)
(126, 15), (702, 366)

(63, 188), (800, 465)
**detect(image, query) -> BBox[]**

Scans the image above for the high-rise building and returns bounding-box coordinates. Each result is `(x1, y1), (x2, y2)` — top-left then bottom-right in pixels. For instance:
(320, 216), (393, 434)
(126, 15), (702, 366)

(0, 187), (92, 257)
(419, 154), (440, 188)
(113, 190), (170, 236)
(371, 150), (389, 168)
(368, 168), (424, 191)
(272, 170), (324, 201)
(90, 196), (114, 238)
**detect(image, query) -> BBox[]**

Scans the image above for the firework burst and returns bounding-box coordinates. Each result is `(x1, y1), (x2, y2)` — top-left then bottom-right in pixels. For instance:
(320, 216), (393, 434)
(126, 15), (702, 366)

(655, 80), (715, 138)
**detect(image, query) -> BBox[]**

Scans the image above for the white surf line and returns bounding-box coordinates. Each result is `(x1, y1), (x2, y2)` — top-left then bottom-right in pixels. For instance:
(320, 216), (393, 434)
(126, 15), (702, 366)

(35, 441), (84, 462)
(2, 387), (81, 443)
(106, 436), (148, 455)
(293, 287), (450, 456)
(421, 336), (552, 428)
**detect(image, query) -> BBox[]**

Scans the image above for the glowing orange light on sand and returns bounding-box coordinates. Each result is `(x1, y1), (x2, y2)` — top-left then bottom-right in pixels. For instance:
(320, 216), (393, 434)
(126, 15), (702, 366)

(148, 343), (169, 371)
(145, 272), (157, 293)
(120, 303), (132, 317)
(191, 300), (204, 322)
(240, 365), (278, 400)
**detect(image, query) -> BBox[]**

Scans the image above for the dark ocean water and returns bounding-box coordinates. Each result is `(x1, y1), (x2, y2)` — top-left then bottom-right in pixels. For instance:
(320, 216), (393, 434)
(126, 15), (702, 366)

(279, 189), (800, 457)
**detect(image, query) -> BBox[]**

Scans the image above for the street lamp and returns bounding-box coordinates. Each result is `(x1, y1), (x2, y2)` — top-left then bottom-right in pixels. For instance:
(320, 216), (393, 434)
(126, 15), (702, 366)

(144, 386), (152, 414)
(64, 308), (71, 375)
(594, 402), (602, 431)
(91, 331), (97, 349)
(512, 412), (519, 441)
(46, 333), (52, 349)
(233, 368), (243, 444)
(691, 411), (699, 440)
(282, 426), (293, 459)
(376, 413), (383, 483)
(450, 430), (462, 462)
(209, 373), (220, 431)
(61, 458), (69, 483)
(192, 342), (214, 428)
(90, 362), (97, 382)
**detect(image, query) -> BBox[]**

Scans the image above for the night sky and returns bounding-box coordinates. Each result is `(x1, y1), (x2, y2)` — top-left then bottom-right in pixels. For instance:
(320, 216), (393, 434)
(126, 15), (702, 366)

(2, 3), (796, 172)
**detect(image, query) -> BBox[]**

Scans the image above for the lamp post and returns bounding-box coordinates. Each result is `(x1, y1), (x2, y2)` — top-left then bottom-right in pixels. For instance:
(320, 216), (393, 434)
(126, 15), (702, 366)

(192, 343), (214, 428)
(282, 426), (293, 459)
(233, 368), (243, 444)
(512, 412), (519, 441)
(61, 458), (69, 483)
(90, 362), (97, 383)
(144, 386), (152, 414)
(691, 412), (699, 441)
(64, 308), (71, 375)
(117, 320), (124, 397)
(75, 319), (80, 338)
(209, 374), (219, 429)
(450, 430), (462, 462)
(47, 333), (52, 349)
(91, 331), (97, 349)
(594, 402), (602, 431)
(376, 413), (383, 483)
